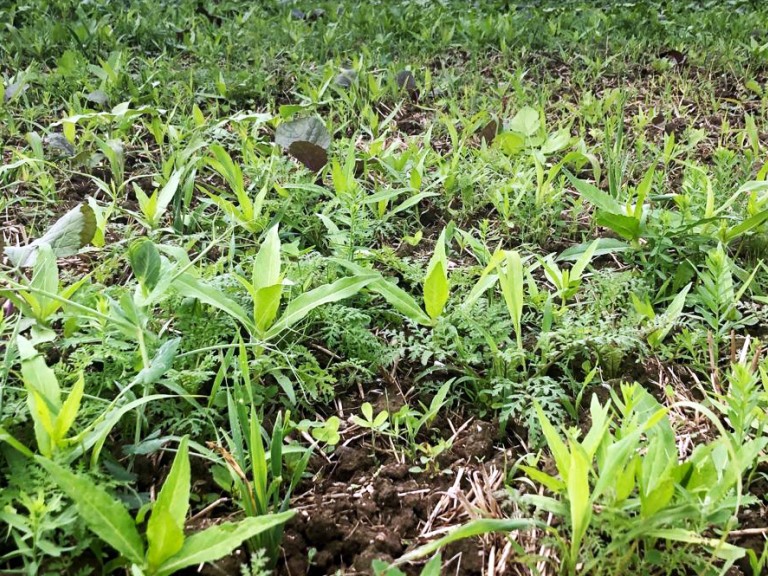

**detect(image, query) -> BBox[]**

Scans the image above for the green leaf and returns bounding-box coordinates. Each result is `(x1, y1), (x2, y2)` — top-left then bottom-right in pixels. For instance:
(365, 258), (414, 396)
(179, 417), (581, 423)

(254, 225), (282, 290)
(648, 283), (691, 346)
(38, 458), (145, 565)
(370, 277), (432, 325)
(5, 204), (96, 267)
(147, 436), (190, 568)
(564, 171), (622, 213)
(498, 250), (524, 348)
(174, 273), (256, 334)
(396, 518), (538, 564)
(423, 261), (449, 322)
(30, 244), (59, 318)
(535, 402), (571, 481)
(331, 259), (433, 325)
(254, 284), (283, 334)
(421, 554), (442, 576)
(507, 106), (541, 137)
(54, 372), (85, 444)
(644, 529), (745, 561)
(494, 132), (525, 156)
(558, 238), (630, 261)
(568, 444), (592, 559)
(569, 239), (599, 281)
(18, 335), (61, 456)
(129, 240), (162, 293)
(265, 275), (377, 339)
(152, 169), (183, 228)
(135, 338), (180, 387)
(423, 229), (449, 322)
(156, 512), (294, 576)
(725, 209), (768, 242)
(595, 212), (642, 241)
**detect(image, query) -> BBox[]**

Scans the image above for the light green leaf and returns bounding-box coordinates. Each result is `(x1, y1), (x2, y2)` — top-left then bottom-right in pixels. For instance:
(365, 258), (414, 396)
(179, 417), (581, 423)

(396, 518), (538, 564)
(648, 283), (691, 346)
(423, 261), (449, 322)
(370, 277), (432, 325)
(498, 251), (524, 348)
(535, 402), (571, 481)
(30, 244), (58, 318)
(331, 259), (432, 325)
(38, 458), (145, 565)
(54, 373), (85, 444)
(153, 169), (183, 228)
(570, 239), (599, 281)
(254, 225), (281, 290)
(568, 444), (592, 559)
(507, 106), (541, 137)
(156, 512), (294, 576)
(557, 238), (630, 261)
(421, 553), (442, 576)
(595, 212), (642, 241)
(147, 436), (190, 568)
(254, 284), (283, 334)
(644, 529), (745, 561)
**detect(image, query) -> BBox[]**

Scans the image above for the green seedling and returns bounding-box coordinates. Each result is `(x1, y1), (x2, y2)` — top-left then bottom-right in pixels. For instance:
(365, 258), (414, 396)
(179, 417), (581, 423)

(200, 144), (267, 233)
(39, 437), (293, 575)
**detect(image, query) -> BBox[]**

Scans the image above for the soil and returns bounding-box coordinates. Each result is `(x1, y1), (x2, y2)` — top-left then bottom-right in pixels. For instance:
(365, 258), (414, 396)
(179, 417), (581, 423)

(275, 418), (502, 576)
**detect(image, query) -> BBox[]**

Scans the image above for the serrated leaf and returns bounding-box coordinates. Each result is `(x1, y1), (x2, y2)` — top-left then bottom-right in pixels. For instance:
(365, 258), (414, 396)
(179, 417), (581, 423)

(38, 458), (145, 565)
(4, 204), (96, 267)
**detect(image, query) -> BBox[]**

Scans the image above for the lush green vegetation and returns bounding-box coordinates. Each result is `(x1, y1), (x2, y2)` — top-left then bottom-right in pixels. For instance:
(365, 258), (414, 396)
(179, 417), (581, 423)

(2, 0), (768, 574)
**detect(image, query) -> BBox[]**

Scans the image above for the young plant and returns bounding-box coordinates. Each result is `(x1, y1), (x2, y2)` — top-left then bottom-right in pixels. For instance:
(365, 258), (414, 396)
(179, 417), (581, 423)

(520, 384), (757, 574)
(200, 144), (267, 233)
(38, 437), (293, 575)
(173, 226), (377, 341)
(540, 239), (599, 310)
(423, 229), (450, 324)
(133, 168), (184, 231)
(215, 393), (310, 565)
(352, 402), (390, 448)
(333, 229), (451, 328)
